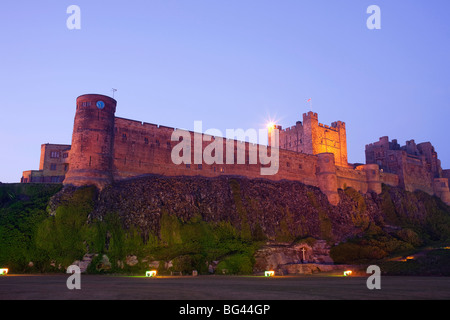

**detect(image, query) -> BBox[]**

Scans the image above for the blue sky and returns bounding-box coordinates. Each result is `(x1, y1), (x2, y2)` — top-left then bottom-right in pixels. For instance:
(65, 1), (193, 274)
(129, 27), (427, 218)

(0, 0), (449, 182)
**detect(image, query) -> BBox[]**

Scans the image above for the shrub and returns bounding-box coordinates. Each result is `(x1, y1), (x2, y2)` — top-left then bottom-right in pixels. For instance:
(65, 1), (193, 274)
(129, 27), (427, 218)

(216, 253), (254, 275)
(330, 242), (387, 264)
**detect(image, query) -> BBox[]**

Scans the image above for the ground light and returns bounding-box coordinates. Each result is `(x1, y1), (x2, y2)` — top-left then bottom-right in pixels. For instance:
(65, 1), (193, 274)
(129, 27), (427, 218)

(0, 268), (8, 275)
(343, 270), (352, 277)
(265, 271), (275, 277)
(146, 270), (157, 277)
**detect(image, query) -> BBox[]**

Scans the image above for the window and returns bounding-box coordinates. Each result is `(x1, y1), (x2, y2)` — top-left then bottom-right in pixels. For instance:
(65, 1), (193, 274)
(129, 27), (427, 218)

(220, 167), (225, 173)
(156, 140), (160, 147)
(62, 153), (69, 158)
(299, 164), (303, 170)
(122, 133), (127, 141)
(198, 164), (202, 170)
(144, 137), (149, 145)
(286, 162), (290, 167)
(64, 164), (69, 172)
(186, 164), (191, 169)
(50, 164), (57, 171)
(50, 151), (60, 158)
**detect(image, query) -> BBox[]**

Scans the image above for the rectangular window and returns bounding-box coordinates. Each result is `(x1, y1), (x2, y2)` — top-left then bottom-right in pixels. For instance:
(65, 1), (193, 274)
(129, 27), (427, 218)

(50, 164), (57, 171)
(198, 164), (202, 170)
(50, 151), (60, 158)
(62, 153), (69, 158)
(186, 164), (191, 169)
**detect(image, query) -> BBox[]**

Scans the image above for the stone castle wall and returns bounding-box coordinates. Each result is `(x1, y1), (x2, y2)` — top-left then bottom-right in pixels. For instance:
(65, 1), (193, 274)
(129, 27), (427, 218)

(21, 144), (70, 183)
(22, 93), (450, 206)
(111, 116), (321, 188)
(366, 137), (442, 194)
(60, 94), (398, 206)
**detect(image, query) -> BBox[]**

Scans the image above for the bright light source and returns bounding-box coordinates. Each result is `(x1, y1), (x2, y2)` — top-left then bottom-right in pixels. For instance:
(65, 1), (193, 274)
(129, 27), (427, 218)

(265, 271), (275, 277)
(0, 268), (8, 275)
(267, 122), (275, 129)
(343, 270), (352, 276)
(145, 270), (157, 277)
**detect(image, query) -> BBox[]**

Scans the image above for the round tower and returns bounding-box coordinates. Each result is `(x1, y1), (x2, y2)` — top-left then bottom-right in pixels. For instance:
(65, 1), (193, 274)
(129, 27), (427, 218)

(362, 164), (382, 194)
(316, 153), (340, 205)
(63, 94), (116, 189)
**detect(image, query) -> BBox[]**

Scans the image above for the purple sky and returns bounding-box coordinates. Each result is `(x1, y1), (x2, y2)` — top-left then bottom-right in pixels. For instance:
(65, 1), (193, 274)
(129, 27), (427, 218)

(1, 0), (449, 182)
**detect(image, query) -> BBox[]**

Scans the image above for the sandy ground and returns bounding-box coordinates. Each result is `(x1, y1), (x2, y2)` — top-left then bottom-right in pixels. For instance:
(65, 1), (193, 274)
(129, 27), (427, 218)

(1, 273), (449, 300)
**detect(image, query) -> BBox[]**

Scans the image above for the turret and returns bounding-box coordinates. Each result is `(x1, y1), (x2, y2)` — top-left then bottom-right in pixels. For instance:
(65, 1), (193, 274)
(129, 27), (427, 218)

(302, 111), (318, 155)
(362, 164), (382, 194)
(63, 94), (116, 189)
(316, 153), (339, 205)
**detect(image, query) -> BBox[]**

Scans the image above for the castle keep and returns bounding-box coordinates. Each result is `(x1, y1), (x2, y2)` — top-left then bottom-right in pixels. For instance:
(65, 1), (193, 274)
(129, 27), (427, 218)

(21, 94), (450, 206)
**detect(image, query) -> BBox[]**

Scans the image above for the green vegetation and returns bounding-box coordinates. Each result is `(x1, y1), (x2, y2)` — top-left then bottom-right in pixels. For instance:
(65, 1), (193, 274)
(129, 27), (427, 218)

(378, 249), (450, 276)
(344, 187), (369, 229)
(229, 179), (252, 240)
(0, 184), (63, 272)
(331, 185), (450, 265)
(307, 191), (333, 241)
(330, 225), (415, 264)
(2, 181), (449, 276)
(154, 213), (261, 275)
(34, 186), (97, 270)
(0, 183), (262, 274)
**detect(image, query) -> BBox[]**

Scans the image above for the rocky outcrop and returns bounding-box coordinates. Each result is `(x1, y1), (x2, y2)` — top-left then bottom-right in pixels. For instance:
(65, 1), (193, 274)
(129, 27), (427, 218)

(92, 174), (385, 243)
(253, 240), (334, 273)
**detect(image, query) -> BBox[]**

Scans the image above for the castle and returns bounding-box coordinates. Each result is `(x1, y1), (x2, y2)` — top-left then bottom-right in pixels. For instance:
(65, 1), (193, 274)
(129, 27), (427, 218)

(21, 94), (450, 206)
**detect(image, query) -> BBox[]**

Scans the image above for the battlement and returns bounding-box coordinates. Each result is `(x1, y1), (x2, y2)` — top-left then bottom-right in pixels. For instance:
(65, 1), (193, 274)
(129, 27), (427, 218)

(318, 123), (339, 132)
(303, 111), (318, 119)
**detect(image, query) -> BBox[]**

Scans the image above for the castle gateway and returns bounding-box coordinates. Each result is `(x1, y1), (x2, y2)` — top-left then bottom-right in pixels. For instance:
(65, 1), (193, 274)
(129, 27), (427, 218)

(21, 94), (450, 206)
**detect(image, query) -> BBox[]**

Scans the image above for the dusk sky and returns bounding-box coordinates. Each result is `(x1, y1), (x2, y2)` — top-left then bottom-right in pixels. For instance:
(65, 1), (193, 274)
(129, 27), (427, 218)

(1, 0), (449, 183)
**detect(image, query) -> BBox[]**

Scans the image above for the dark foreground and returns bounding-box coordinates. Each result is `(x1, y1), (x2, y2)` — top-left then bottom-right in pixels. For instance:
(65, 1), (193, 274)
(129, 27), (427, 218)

(1, 274), (450, 300)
